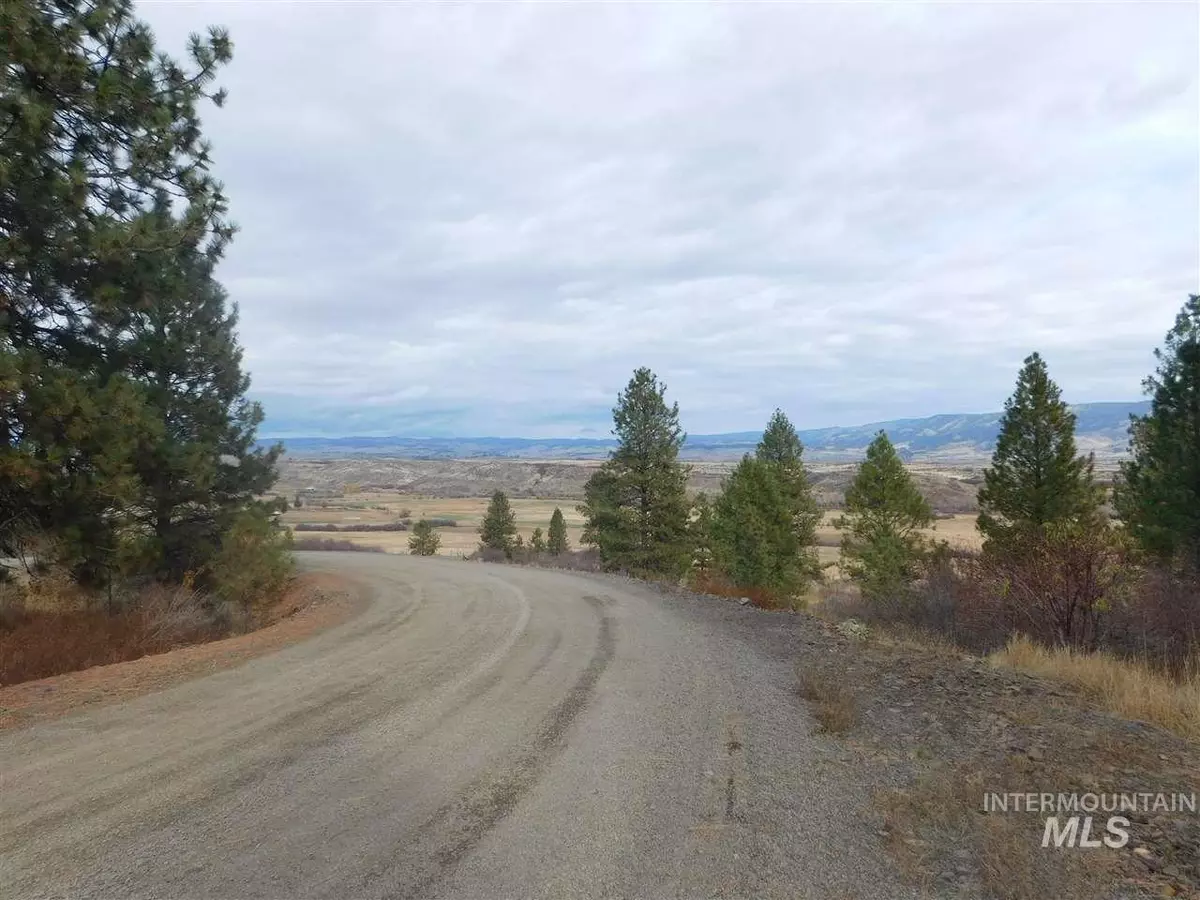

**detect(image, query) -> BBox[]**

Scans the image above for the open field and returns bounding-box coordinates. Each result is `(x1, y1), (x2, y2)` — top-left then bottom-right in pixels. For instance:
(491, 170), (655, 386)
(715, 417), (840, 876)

(276, 456), (985, 514)
(279, 494), (588, 557)
(815, 510), (983, 552)
(278, 488), (983, 560)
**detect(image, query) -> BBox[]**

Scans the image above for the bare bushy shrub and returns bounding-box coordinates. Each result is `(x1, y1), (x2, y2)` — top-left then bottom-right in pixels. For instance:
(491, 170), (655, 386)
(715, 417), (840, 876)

(0, 580), (235, 687)
(982, 526), (1132, 651)
(0, 580), (27, 631)
(135, 582), (228, 651)
(796, 667), (858, 734)
(21, 566), (90, 613)
(1105, 565), (1200, 675)
(690, 570), (790, 609)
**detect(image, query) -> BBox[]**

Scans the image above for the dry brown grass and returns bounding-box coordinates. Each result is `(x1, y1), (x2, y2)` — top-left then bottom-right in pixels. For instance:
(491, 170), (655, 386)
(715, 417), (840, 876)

(991, 635), (1200, 741)
(795, 666), (858, 734)
(814, 511), (982, 553)
(877, 759), (1116, 899)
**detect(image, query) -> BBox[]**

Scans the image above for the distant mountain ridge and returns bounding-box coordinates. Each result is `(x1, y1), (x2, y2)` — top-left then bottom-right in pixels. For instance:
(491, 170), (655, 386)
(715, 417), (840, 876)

(268, 401), (1150, 463)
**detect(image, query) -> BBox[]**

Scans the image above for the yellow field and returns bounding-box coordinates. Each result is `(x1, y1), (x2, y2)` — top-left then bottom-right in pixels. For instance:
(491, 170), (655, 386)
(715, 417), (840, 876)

(814, 510), (981, 551)
(282, 491), (983, 560)
(282, 494), (586, 556)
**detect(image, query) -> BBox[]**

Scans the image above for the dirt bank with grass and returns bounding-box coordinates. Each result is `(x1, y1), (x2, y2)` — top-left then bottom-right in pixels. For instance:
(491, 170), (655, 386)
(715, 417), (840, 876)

(0, 571), (367, 731)
(788, 619), (1200, 899)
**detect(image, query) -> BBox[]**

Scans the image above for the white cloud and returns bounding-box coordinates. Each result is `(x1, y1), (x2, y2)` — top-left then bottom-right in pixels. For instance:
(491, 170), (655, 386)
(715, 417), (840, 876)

(139, 1), (1199, 436)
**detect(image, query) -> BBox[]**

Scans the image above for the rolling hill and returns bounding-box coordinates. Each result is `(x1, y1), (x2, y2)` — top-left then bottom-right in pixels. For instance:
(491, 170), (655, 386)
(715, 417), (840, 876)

(269, 401), (1149, 463)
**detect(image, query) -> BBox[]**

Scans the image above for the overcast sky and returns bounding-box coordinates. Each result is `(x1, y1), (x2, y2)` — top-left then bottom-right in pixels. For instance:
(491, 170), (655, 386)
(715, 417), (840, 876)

(141, 2), (1199, 438)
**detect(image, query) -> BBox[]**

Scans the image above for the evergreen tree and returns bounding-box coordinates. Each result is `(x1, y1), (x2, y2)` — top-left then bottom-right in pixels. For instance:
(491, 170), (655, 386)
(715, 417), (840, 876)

(579, 368), (691, 576)
(579, 462), (631, 562)
(408, 520), (440, 556)
(1, 0), (234, 582)
(836, 431), (934, 602)
(1118, 295), (1200, 566)
(710, 455), (809, 598)
(529, 527), (546, 554)
(547, 507), (569, 554)
(1, 357), (152, 583)
(977, 353), (1102, 552)
(107, 198), (280, 580)
(755, 409), (821, 565)
(479, 490), (517, 556)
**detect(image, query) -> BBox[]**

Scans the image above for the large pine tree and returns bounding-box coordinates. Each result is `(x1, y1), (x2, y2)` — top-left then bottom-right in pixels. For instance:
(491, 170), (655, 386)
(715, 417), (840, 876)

(977, 352), (1102, 552)
(104, 198), (281, 580)
(755, 409), (821, 575)
(709, 411), (821, 599)
(837, 430), (934, 601)
(1118, 295), (1200, 566)
(579, 367), (691, 576)
(1, 0), (234, 582)
(711, 455), (808, 598)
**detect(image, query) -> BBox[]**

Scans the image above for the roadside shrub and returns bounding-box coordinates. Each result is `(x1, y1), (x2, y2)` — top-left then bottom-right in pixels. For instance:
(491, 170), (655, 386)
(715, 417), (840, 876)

(134, 582), (228, 651)
(796, 666), (858, 735)
(21, 566), (88, 613)
(0, 581), (232, 686)
(0, 581), (27, 631)
(423, 517), (458, 528)
(690, 570), (788, 609)
(208, 507), (294, 620)
(827, 528), (1200, 672)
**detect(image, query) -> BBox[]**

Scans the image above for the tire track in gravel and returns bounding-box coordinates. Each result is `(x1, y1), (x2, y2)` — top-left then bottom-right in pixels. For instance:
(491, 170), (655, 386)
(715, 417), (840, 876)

(378, 594), (617, 900)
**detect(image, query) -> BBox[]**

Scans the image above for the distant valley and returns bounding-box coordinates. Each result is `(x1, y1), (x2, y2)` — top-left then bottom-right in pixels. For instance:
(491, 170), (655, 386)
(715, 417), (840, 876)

(269, 401), (1149, 464)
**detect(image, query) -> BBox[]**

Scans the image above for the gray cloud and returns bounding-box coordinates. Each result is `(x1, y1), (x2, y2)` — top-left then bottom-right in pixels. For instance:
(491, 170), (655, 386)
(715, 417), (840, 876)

(140, 1), (1199, 437)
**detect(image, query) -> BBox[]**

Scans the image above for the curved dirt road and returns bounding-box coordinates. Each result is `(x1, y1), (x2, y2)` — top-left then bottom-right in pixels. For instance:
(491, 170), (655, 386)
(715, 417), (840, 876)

(1, 552), (912, 899)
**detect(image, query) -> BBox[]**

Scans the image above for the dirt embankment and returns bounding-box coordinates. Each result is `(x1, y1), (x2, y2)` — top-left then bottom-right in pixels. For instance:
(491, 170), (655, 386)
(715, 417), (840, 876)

(0, 572), (367, 731)
(784, 620), (1200, 899)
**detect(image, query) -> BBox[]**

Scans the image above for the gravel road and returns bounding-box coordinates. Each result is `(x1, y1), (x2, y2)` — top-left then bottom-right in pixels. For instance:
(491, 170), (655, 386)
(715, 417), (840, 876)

(1, 552), (914, 899)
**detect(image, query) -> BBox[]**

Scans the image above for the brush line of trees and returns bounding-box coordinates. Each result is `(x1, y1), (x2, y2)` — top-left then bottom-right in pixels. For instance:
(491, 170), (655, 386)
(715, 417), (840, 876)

(1, 1), (289, 605)
(566, 297), (1200, 653)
